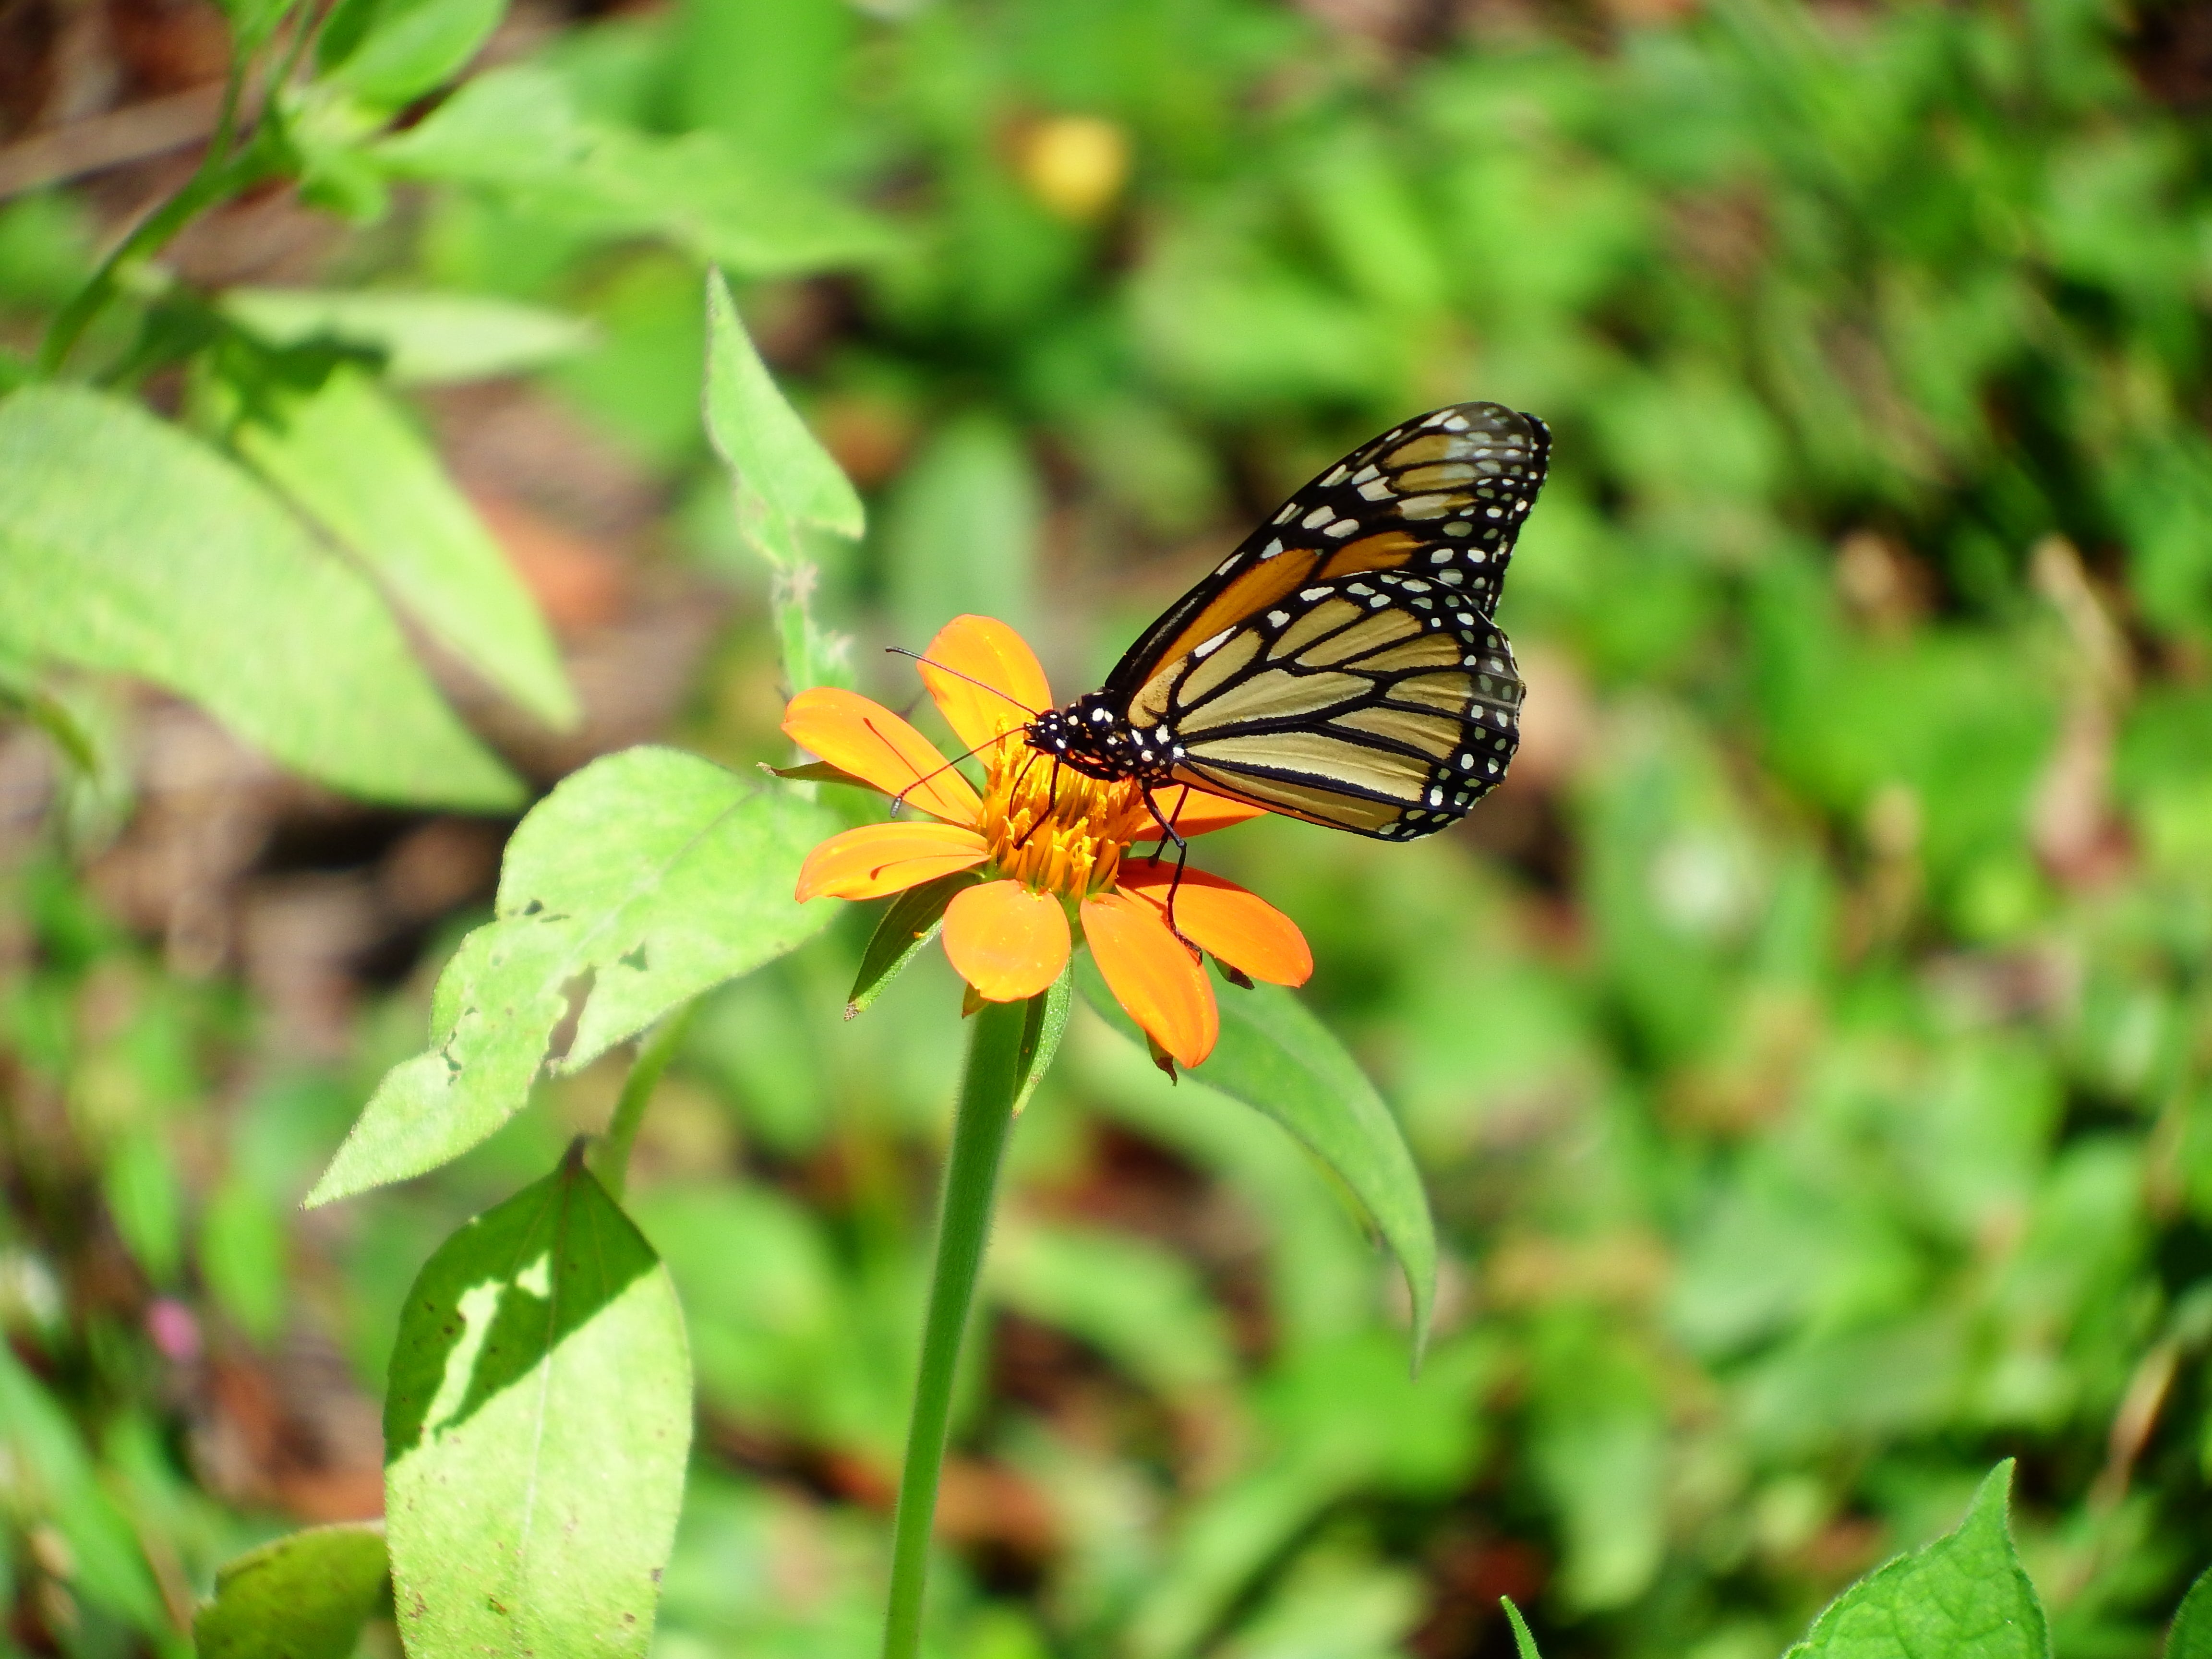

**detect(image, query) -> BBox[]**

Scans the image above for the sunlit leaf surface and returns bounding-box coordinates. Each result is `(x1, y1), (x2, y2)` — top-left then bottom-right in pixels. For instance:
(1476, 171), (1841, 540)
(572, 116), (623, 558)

(384, 1150), (689, 1658)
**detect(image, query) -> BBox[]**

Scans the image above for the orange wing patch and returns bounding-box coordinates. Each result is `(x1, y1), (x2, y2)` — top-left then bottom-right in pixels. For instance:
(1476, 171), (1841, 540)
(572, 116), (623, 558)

(1157, 551), (1321, 664)
(1318, 532), (1419, 581)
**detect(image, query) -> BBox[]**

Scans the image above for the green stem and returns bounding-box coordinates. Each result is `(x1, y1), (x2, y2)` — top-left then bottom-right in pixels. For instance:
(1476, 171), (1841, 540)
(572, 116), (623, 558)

(36, 55), (258, 376)
(880, 995), (1033, 1659)
(596, 1003), (696, 1203)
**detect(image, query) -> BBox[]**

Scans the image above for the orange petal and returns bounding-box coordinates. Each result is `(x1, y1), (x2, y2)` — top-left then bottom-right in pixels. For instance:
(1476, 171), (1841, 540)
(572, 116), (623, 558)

(942, 880), (1072, 1001)
(918, 615), (1055, 757)
(1147, 782), (1269, 838)
(796, 823), (989, 902)
(1080, 890), (1219, 1069)
(1117, 860), (1312, 986)
(782, 687), (981, 824)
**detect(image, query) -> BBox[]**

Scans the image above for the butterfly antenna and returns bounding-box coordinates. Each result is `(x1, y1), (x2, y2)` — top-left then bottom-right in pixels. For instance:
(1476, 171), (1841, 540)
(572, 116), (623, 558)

(889, 728), (1011, 816)
(885, 647), (1042, 717)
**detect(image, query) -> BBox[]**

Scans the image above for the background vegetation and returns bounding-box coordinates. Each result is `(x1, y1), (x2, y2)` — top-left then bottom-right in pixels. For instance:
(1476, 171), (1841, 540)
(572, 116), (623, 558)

(4, 0), (2212, 1651)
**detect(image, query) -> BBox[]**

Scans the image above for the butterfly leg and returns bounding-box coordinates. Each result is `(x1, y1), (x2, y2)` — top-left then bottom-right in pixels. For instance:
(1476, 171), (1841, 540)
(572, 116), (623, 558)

(1010, 752), (1058, 852)
(1137, 782), (1199, 958)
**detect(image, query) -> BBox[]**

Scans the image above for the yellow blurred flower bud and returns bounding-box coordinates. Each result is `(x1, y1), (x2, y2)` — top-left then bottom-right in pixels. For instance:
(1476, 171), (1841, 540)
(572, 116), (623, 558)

(1017, 115), (1131, 223)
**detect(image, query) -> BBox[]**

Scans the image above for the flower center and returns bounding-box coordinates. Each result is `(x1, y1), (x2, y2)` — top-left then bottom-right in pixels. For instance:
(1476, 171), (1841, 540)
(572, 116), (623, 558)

(978, 740), (1150, 898)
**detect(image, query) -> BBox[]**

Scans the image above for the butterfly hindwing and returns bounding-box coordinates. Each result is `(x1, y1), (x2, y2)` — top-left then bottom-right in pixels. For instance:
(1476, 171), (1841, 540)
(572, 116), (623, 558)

(1159, 581), (1522, 838)
(1104, 402), (1546, 840)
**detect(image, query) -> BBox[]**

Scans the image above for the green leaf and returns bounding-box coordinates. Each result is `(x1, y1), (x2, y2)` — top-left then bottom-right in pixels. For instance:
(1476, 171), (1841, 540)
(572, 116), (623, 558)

(1784, 1462), (2047, 1659)
(990, 1220), (1235, 1398)
(768, 758), (876, 789)
(309, 749), (834, 1204)
(0, 385), (521, 809)
(316, 0), (507, 107)
(193, 1522), (389, 1659)
(223, 365), (577, 728)
(103, 1128), (183, 1284)
(199, 1172), (288, 1344)
(1503, 1598), (1544, 1659)
(1078, 966), (1439, 1359)
(0, 650), (98, 774)
(214, 0), (301, 55)
(384, 1147), (689, 1658)
(373, 69), (897, 277)
(221, 287), (594, 385)
(847, 870), (978, 1016)
(2169, 1564), (2212, 1658)
(880, 411), (1042, 645)
(703, 265), (865, 565)
(1013, 962), (1072, 1118)
(0, 1343), (168, 1633)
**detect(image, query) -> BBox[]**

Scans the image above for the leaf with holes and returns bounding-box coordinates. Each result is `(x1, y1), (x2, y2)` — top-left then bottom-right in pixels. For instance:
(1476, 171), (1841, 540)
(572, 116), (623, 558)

(309, 748), (834, 1205)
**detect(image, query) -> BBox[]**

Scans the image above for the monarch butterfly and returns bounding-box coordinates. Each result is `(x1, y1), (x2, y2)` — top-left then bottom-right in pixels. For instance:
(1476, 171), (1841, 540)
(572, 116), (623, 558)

(1027, 401), (1549, 843)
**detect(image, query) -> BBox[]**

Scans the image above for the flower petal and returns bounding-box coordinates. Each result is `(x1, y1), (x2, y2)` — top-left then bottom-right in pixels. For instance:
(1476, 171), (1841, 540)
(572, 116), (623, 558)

(1117, 860), (1312, 986)
(796, 823), (989, 902)
(942, 880), (1072, 1001)
(1149, 782), (1269, 838)
(919, 615), (1055, 756)
(782, 687), (981, 824)
(1080, 890), (1218, 1069)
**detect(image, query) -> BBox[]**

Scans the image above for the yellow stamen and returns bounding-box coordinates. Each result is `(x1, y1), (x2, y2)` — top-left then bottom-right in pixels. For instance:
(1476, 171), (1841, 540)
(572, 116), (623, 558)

(977, 743), (1151, 898)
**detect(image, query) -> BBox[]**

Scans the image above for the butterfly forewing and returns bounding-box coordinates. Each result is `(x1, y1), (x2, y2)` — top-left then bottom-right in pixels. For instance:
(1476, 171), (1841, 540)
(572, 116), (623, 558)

(1106, 402), (1546, 841)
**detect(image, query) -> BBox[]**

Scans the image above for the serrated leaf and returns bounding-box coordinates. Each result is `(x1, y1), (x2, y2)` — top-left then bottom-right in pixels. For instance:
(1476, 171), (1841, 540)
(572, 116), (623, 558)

(384, 1148), (689, 1658)
(223, 364), (577, 728)
(703, 265), (865, 566)
(2169, 1563), (2212, 1658)
(221, 288), (594, 385)
(1079, 965), (1438, 1359)
(847, 870), (977, 1015)
(193, 1523), (388, 1659)
(309, 749), (834, 1204)
(1503, 1598), (1544, 1659)
(0, 384), (521, 809)
(1784, 1462), (2047, 1659)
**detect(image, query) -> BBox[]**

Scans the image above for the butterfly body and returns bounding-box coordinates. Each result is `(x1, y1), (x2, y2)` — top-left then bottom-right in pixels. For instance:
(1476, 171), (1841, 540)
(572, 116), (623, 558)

(1022, 401), (1550, 842)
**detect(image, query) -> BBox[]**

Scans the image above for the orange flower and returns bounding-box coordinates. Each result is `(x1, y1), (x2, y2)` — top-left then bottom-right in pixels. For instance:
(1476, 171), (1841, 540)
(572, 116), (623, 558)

(784, 615), (1311, 1070)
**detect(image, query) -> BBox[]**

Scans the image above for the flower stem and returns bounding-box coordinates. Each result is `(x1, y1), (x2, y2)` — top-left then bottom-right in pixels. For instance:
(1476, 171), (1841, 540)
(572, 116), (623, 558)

(595, 1002), (696, 1204)
(880, 994), (1032, 1659)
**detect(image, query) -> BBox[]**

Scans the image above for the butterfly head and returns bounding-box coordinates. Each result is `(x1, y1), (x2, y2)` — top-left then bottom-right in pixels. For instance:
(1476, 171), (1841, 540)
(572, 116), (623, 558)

(1025, 693), (1181, 785)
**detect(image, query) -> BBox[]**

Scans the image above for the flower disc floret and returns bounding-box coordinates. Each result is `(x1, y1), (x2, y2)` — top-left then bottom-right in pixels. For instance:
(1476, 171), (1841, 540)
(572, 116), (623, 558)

(979, 754), (1149, 899)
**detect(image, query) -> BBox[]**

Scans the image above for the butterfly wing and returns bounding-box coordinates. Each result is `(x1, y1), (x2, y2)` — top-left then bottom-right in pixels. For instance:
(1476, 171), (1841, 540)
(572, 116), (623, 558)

(1106, 402), (1547, 840)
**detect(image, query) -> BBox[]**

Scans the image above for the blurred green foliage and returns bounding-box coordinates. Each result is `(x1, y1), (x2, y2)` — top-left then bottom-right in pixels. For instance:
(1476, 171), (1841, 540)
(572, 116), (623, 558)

(8, 0), (2212, 1652)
